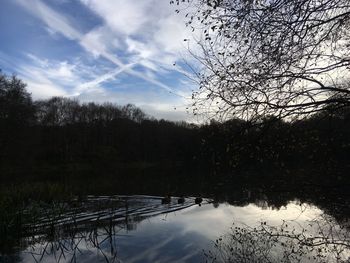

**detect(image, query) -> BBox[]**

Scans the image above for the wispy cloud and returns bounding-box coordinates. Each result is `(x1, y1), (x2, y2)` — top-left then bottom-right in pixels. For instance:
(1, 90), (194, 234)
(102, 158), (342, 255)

(1, 51), (68, 98)
(7, 0), (200, 121)
(80, 0), (152, 36)
(81, 0), (199, 67)
(15, 0), (81, 40)
(15, 0), (187, 97)
(20, 54), (84, 98)
(18, 66), (70, 99)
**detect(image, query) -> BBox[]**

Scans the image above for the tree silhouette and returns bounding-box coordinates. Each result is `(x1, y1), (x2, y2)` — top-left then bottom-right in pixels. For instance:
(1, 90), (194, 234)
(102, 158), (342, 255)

(174, 0), (350, 120)
(0, 72), (35, 126)
(0, 72), (37, 166)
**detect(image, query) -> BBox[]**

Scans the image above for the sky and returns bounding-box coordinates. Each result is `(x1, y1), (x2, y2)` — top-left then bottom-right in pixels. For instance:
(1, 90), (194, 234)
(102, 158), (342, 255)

(0, 0), (199, 121)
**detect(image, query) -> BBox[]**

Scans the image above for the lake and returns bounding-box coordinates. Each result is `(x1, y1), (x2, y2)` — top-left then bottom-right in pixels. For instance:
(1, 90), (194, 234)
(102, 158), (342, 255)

(2, 193), (349, 263)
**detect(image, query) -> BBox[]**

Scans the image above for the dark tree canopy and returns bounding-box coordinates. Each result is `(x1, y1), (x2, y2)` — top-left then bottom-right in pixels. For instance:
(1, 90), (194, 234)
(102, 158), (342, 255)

(174, 0), (350, 120)
(0, 72), (35, 126)
(0, 72), (349, 207)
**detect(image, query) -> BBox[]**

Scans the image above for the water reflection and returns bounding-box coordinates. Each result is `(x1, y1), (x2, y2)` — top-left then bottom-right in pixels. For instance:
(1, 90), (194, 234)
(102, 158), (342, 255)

(205, 213), (350, 263)
(1, 195), (350, 263)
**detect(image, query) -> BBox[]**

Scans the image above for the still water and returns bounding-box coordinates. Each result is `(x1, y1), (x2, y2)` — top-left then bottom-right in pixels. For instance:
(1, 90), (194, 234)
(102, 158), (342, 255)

(3, 195), (350, 262)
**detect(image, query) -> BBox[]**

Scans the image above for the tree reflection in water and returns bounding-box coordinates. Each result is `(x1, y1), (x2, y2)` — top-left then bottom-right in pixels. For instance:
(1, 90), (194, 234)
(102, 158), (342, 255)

(205, 213), (350, 263)
(25, 222), (121, 263)
(2, 195), (350, 263)
(19, 195), (199, 263)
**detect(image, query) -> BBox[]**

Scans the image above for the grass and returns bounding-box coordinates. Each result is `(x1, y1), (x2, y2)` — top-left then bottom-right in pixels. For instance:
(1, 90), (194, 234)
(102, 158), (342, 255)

(0, 182), (74, 255)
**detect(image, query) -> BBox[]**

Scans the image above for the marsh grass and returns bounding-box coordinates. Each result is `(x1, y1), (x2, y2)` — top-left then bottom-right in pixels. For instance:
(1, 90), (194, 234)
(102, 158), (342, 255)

(0, 182), (73, 255)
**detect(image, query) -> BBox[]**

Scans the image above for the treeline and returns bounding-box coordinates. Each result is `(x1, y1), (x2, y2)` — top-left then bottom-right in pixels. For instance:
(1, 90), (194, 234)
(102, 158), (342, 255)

(198, 112), (350, 188)
(1, 73), (349, 194)
(0, 73), (200, 193)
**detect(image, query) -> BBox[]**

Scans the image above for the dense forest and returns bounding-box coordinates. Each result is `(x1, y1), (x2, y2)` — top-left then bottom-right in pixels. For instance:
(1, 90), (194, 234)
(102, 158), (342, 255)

(1, 72), (349, 197)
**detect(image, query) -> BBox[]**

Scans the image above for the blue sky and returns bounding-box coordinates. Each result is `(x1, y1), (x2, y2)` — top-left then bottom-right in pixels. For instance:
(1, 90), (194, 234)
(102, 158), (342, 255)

(0, 0), (198, 121)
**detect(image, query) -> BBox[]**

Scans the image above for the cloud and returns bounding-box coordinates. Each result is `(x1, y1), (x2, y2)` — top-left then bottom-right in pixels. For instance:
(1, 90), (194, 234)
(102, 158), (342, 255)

(141, 103), (192, 122)
(25, 81), (68, 99)
(153, 10), (194, 54)
(80, 0), (152, 36)
(6, 51), (192, 121)
(19, 67), (69, 99)
(79, 0), (198, 69)
(79, 27), (109, 58)
(0, 51), (69, 99)
(14, 54), (113, 99)
(10, 0), (200, 120)
(17, 55), (80, 98)
(15, 0), (81, 40)
(15, 0), (184, 96)
(75, 84), (194, 121)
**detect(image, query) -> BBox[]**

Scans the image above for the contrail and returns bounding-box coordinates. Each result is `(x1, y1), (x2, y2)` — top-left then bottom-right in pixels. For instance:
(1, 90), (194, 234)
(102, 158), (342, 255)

(15, 0), (186, 97)
(76, 63), (136, 93)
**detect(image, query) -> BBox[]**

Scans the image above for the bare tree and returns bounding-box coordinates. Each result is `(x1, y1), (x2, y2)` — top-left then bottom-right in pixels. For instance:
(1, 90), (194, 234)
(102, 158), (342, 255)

(173, 0), (350, 121)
